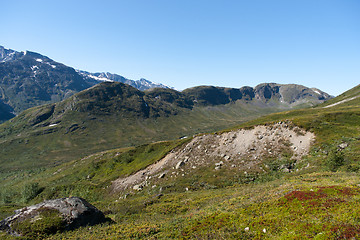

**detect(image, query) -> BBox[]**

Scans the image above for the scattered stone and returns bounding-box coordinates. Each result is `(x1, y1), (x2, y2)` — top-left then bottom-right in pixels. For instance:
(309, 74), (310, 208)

(184, 156), (189, 162)
(215, 166), (221, 170)
(263, 228), (266, 233)
(185, 187), (189, 191)
(338, 143), (349, 149)
(133, 184), (143, 191)
(215, 161), (224, 167)
(224, 155), (230, 161)
(231, 164), (236, 168)
(245, 227), (250, 232)
(258, 135), (264, 140)
(158, 173), (166, 179)
(175, 161), (185, 169)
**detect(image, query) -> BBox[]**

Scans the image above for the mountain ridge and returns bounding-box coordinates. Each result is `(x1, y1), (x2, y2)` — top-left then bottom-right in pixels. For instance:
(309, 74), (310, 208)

(0, 46), (172, 122)
(77, 70), (172, 91)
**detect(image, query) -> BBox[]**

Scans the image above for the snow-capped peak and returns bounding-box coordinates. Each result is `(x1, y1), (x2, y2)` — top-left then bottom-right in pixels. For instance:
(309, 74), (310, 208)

(77, 70), (172, 91)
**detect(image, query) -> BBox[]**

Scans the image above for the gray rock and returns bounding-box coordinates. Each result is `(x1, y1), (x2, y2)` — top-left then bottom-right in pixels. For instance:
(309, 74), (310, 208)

(175, 161), (185, 169)
(133, 184), (143, 191)
(215, 161), (224, 167)
(338, 143), (349, 149)
(0, 197), (106, 236)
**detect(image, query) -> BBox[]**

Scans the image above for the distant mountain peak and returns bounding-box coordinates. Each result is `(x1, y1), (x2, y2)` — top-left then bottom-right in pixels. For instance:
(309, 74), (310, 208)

(78, 70), (172, 91)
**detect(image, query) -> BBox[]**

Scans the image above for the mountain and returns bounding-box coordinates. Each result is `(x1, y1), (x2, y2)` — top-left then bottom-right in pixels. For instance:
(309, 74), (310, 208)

(0, 46), (172, 123)
(77, 70), (171, 91)
(0, 46), (92, 119)
(182, 83), (330, 107)
(0, 81), (331, 171)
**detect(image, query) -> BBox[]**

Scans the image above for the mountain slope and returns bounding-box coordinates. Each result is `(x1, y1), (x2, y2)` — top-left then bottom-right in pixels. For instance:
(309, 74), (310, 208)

(0, 81), (331, 171)
(0, 46), (92, 117)
(320, 84), (360, 109)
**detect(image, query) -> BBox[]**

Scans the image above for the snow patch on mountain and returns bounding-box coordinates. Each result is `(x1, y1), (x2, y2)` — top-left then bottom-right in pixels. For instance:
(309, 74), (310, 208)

(313, 89), (320, 95)
(31, 65), (39, 71)
(87, 74), (113, 82)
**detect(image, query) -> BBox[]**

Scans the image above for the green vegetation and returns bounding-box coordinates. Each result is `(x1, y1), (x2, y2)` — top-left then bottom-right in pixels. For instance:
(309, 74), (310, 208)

(12, 208), (65, 239)
(0, 84), (359, 239)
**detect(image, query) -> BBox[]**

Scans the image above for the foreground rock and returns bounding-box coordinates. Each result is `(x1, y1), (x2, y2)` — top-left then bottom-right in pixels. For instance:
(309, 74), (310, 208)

(0, 197), (107, 237)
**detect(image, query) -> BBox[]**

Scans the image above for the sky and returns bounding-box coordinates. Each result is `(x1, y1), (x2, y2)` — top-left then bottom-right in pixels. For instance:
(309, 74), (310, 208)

(2, 0), (359, 96)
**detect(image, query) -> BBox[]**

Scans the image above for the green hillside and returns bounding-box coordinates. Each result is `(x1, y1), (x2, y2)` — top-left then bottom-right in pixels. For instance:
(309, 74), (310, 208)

(0, 84), (359, 239)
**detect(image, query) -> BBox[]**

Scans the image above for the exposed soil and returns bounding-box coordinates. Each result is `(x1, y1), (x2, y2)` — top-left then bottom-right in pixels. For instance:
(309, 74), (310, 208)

(111, 122), (315, 192)
(323, 95), (360, 108)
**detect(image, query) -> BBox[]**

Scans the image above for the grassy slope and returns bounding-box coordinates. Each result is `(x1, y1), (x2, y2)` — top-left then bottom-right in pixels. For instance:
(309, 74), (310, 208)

(1, 85), (360, 239)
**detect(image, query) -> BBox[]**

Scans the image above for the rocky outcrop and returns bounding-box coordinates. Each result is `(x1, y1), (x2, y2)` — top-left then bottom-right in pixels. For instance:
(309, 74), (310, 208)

(0, 197), (106, 237)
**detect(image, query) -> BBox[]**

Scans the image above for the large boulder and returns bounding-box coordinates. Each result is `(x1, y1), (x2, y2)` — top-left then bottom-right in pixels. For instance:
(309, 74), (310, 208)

(0, 197), (107, 238)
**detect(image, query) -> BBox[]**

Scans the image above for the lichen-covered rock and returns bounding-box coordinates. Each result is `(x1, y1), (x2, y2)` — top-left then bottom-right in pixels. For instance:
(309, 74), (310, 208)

(0, 197), (106, 237)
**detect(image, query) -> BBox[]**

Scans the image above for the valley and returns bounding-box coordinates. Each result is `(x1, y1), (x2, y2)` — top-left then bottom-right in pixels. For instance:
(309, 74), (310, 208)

(0, 83), (359, 239)
(0, 81), (330, 171)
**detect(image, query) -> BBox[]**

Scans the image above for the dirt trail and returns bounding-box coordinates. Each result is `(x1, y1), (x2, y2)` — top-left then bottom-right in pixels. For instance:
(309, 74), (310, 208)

(323, 95), (360, 108)
(111, 122), (315, 192)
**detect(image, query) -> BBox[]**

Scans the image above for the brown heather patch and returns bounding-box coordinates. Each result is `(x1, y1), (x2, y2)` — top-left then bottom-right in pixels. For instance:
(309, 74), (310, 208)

(330, 224), (360, 239)
(278, 186), (360, 211)
(283, 186), (360, 203)
(317, 186), (360, 196)
(284, 190), (328, 201)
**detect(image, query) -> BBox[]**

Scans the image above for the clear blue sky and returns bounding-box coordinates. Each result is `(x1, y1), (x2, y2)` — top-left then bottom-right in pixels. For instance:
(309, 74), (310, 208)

(2, 0), (359, 96)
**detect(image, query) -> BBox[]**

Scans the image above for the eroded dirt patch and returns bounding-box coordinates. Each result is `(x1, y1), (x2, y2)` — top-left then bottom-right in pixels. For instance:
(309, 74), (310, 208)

(111, 122), (315, 192)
